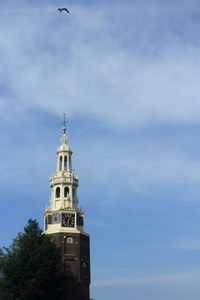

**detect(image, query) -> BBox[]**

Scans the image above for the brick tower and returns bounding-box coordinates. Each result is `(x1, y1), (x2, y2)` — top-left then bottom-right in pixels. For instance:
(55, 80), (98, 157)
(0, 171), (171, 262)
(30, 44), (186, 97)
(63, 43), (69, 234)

(44, 121), (90, 300)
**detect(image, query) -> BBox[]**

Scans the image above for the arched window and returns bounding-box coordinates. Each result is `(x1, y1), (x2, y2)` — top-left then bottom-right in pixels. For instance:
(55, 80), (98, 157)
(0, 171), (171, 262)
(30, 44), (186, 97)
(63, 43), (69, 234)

(59, 156), (62, 171)
(72, 188), (75, 200)
(67, 237), (73, 244)
(64, 237), (73, 254)
(64, 186), (69, 198)
(56, 187), (60, 198)
(64, 156), (67, 170)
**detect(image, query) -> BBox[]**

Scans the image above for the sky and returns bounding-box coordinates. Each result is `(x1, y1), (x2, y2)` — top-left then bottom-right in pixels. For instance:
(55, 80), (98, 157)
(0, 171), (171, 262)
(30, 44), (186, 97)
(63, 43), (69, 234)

(0, 0), (200, 299)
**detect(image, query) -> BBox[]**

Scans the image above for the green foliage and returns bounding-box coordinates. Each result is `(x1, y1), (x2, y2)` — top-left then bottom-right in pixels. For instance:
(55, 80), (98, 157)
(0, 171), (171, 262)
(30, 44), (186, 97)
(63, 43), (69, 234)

(0, 219), (67, 300)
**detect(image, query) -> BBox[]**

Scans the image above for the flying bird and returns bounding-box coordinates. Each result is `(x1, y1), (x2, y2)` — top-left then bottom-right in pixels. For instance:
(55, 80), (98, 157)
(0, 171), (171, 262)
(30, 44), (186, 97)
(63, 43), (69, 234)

(58, 8), (69, 13)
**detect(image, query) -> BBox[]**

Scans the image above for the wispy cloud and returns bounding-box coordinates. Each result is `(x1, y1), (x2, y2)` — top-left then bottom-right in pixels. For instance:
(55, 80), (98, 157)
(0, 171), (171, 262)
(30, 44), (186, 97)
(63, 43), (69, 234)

(171, 238), (200, 251)
(0, 2), (200, 201)
(1, 2), (200, 128)
(93, 271), (200, 287)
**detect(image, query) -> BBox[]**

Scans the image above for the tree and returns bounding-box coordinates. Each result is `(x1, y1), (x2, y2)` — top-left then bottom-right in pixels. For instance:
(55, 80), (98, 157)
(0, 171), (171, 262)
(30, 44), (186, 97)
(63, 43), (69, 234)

(0, 219), (67, 300)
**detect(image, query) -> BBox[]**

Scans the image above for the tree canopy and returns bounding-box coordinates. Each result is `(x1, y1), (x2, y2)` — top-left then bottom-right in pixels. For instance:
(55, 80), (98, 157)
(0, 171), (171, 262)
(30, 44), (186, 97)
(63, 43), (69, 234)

(0, 219), (67, 300)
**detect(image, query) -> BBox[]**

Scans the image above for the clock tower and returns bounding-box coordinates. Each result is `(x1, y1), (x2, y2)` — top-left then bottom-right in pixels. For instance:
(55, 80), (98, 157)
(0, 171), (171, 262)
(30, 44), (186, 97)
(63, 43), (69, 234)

(44, 123), (90, 300)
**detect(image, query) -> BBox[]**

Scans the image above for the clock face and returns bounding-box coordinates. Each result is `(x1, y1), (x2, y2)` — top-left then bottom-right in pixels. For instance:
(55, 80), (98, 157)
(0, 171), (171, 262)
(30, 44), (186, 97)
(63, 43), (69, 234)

(62, 213), (75, 227)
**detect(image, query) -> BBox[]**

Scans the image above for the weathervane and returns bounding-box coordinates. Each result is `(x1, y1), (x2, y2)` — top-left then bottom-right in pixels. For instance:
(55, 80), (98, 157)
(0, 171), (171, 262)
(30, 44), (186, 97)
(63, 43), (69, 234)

(61, 114), (67, 134)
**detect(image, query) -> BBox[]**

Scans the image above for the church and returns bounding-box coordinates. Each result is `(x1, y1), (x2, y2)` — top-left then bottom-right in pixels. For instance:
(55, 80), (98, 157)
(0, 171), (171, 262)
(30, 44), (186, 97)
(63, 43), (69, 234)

(44, 122), (91, 300)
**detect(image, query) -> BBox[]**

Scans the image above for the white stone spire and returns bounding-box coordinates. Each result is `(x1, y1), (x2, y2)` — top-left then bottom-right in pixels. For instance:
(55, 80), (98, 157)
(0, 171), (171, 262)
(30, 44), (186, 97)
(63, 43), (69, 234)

(44, 120), (85, 235)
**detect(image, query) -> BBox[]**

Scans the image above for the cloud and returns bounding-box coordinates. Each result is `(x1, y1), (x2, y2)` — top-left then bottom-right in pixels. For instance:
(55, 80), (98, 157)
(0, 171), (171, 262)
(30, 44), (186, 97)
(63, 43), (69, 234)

(76, 131), (200, 201)
(171, 238), (200, 250)
(0, 119), (200, 201)
(93, 271), (200, 287)
(1, 2), (200, 129)
(1, 1), (200, 201)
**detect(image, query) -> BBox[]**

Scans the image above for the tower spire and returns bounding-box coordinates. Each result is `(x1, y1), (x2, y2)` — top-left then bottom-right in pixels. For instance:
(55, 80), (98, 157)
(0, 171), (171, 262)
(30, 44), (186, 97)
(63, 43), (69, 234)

(44, 123), (91, 299)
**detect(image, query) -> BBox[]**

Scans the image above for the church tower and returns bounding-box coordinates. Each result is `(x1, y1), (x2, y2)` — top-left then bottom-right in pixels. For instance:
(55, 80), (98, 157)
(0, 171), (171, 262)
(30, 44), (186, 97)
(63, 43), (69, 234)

(44, 121), (90, 300)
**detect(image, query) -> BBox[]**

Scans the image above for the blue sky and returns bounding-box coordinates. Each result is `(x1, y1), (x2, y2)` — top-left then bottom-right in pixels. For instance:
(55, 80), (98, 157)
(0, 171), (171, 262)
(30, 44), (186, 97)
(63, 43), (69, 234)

(0, 0), (200, 299)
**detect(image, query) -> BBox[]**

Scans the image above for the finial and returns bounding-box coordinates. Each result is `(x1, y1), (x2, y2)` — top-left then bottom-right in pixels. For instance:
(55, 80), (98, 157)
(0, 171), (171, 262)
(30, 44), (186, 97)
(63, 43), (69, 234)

(61, 113), (67, 134)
